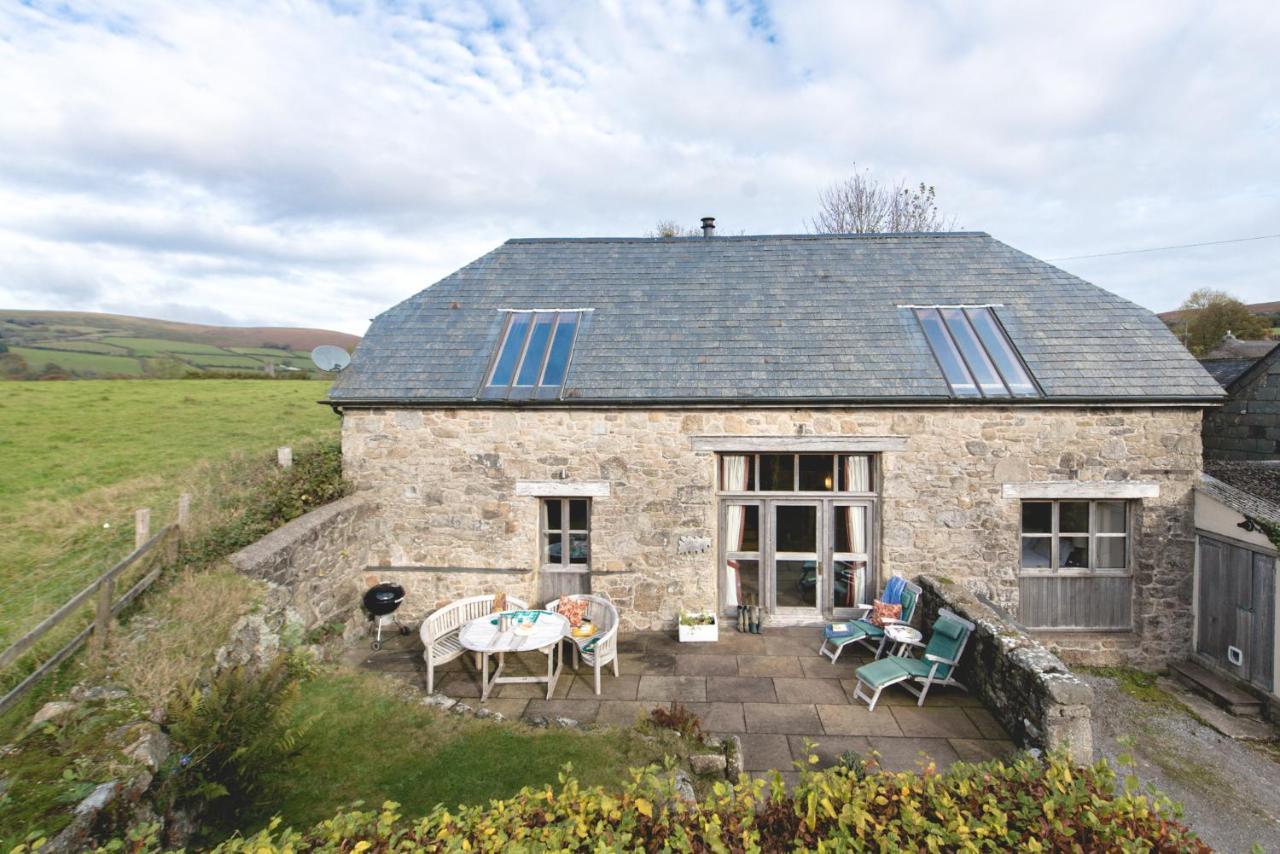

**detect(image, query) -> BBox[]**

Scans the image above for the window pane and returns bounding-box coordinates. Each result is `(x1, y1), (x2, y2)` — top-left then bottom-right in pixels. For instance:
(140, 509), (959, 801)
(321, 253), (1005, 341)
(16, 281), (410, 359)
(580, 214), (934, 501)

(1022, 502), (1052, 534)
(776, 559), (817, 608)
(546, 532), (562, 564)
(967, 308), (1037, 396)
(1059, 536), (1090, 568)
(569, 499), (589, 530)
(1096, 501), (1126, 534)
(1097, 536), (1127, 569)
(916, 308), (980, 396)
(545, 499), (562, 531)
(721, 455), (755, 491)
(489, 313), (531, 386)
(1022, 536), (1051, 568)
(941, 308), (1007, 396)
(776, 504), (817, 552)
(798, 454), (834, 491)
(838, 455), (873, 491)
(1059, 502), (1089, 534)
(726, 558), (760, 609)
(569, 533), (589, 564)
(759, 454), (795, 491)
(515, 313), (555, 386)
(540, 314), (578, 387)
(834, 505), (867, 553)
(740, 505), (760, 552)
(832, 559), (867, 609)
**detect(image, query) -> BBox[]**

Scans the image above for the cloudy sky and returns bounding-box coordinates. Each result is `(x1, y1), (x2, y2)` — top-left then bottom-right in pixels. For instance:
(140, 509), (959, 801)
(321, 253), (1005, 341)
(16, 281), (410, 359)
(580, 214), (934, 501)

(1, 1), (1277, 335)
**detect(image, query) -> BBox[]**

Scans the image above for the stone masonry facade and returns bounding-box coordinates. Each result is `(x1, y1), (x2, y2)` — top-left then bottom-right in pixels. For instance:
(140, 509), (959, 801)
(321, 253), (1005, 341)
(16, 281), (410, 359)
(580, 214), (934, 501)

(341, 406), (1203, 667)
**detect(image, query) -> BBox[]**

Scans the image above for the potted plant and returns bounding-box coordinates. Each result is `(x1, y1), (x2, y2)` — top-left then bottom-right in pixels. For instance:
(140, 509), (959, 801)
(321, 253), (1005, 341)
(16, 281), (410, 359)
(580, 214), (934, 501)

(678, 611), (719, 643)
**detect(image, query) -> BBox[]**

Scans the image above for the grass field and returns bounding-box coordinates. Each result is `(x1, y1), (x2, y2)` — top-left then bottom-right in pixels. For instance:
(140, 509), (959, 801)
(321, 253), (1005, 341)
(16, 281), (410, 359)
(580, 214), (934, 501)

(10, 346), (144, 376)
(0, 380), (338, 650)
(100, 336), (232, 356)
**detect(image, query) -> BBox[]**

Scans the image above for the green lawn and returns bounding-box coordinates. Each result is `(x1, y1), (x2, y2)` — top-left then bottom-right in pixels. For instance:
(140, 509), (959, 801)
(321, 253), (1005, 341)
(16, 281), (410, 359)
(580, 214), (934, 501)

(10, 346), (144, 376)
(100, 336), (230, 356)
(30, 339), (132, 355)
(183, 353), (269, 369)
(246, 671), (693, 837)
(0, 380), (337, 649)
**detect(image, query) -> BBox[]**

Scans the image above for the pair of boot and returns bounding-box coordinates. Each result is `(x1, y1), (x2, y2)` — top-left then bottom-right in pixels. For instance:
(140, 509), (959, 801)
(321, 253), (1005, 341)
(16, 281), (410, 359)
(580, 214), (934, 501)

(735, 605), (762, 634)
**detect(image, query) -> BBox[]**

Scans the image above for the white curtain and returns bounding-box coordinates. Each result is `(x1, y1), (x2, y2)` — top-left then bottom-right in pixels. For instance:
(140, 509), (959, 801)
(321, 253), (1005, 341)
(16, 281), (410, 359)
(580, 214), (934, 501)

(722, 456), (748, 608)
(840, 456), (870, 606)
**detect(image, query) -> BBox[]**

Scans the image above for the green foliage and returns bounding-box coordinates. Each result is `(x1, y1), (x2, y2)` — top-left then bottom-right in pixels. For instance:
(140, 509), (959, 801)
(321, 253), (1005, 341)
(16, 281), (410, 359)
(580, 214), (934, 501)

(164, 658), (314, 830)
(199, 753), (1206, 852)
(677, 611), (716, 626)
(180, 441), (350, 569)
(1081, 666), (1178, 708)
(1167, 288), (1272, 356)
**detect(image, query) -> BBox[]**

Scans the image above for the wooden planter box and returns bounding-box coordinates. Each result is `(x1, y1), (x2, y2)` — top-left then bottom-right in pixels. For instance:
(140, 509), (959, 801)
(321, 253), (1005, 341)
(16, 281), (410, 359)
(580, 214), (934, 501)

(678, 616), (718, 643)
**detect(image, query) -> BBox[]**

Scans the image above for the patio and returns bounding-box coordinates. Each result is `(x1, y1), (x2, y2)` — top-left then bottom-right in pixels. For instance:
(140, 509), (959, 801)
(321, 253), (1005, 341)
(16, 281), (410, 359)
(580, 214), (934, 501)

(353, 625), (1015, 780)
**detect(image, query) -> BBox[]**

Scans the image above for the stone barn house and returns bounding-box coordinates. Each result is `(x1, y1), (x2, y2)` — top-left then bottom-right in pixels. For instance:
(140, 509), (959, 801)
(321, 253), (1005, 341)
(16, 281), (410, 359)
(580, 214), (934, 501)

(328, 229), (1224, 667)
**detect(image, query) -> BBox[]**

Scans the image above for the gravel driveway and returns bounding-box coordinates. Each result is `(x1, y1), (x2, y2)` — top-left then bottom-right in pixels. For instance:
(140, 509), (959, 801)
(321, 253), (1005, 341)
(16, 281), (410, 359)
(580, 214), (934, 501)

(1084, 672), (1280, 852)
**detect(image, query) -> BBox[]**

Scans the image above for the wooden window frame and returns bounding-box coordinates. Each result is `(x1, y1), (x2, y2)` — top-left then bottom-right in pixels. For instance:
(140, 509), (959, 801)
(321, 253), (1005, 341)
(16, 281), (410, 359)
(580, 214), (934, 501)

(1019, 499), (1132, 577)
(541, 497), (591, 571)
(718, 453), (877, 498)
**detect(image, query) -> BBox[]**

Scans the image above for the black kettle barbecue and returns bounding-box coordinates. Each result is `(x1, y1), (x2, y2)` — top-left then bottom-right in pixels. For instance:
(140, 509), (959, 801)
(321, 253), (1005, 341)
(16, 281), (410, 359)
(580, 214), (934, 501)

(363, 582), (409, 651)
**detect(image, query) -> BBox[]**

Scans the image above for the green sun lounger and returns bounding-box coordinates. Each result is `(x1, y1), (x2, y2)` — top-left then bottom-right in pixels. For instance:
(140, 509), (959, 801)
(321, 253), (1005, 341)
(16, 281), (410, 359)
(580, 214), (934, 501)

(851, 608), (975, 710)
(819, 577), (922, 664)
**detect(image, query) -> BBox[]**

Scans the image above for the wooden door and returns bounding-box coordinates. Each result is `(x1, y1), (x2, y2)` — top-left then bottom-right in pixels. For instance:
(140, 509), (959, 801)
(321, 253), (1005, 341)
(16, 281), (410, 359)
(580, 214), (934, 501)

(1197, 535), (1275, 691)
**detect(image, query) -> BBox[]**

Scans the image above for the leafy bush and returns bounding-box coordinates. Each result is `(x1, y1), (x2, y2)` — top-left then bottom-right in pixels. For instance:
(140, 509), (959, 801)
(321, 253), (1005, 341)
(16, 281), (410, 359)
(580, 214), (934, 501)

(163, 658), (314, 830)
(648, 702), (704, 741)
(180, 440), (349, 568)
(197, 753), (1206, 852)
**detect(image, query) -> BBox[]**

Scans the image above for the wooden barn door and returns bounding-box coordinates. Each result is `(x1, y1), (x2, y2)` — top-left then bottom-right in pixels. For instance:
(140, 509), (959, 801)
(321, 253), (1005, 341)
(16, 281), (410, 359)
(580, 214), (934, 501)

(1197, 535), (1275, 691)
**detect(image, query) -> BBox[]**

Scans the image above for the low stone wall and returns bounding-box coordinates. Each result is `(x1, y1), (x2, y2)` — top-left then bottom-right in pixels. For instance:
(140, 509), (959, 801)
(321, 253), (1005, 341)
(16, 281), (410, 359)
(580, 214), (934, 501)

(229, 493), (376, 629)
(915, 574), (1094, 764)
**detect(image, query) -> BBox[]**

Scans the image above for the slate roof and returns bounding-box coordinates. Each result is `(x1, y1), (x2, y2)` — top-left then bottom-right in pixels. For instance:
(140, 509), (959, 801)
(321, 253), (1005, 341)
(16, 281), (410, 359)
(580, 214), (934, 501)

(1200, 359), (1259, 388)
(1198, 471), (1280, 528)
(1204, 461), (1280, 508)
(329, 232), (1225, 405)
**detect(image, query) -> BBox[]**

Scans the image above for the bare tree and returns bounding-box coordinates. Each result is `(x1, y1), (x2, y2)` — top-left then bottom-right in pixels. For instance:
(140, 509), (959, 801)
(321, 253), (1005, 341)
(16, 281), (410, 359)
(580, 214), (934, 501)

(648, 219), (699, 238)
(810, 165), (958, 233)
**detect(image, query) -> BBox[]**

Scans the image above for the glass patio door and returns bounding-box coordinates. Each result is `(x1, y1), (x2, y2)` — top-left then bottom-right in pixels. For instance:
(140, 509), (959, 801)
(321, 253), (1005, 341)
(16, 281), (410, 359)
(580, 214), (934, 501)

(772, 501), (822, 615)
(831, 501), (872, 615)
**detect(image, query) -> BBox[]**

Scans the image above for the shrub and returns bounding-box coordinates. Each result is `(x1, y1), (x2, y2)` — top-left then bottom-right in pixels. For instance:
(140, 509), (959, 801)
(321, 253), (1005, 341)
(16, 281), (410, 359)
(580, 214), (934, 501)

(196, 753), (1206, 852)
(647, 702), (703, 741)
(163, 658), (314, 831)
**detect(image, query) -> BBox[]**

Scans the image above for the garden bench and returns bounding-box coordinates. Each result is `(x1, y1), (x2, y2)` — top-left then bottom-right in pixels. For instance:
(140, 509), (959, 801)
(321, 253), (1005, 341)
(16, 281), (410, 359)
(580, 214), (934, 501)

(420, 593), (528, 693)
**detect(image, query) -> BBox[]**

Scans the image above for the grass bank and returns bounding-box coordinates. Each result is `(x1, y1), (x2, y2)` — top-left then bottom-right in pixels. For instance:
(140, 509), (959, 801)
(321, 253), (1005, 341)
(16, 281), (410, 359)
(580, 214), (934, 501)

(0, 380), (337, 650)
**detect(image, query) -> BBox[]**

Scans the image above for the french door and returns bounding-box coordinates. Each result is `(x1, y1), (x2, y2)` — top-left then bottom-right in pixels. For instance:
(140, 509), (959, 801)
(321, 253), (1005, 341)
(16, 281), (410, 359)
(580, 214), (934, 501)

(720, 498), (875, 620)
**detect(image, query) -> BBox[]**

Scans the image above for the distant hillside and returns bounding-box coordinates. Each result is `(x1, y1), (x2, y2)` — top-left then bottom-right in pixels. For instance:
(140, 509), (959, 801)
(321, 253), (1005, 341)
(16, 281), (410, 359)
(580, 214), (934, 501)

(0, 310), (359, 380)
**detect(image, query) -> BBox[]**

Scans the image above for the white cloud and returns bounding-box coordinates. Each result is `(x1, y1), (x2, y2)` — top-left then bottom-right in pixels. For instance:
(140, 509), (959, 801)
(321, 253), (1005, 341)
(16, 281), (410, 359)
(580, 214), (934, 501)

(0, 0), (1277, 335)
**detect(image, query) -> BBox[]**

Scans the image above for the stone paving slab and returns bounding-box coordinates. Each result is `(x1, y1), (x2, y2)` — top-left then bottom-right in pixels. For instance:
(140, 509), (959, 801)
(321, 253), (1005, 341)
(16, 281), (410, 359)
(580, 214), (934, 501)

(355, 628), (1017, 777)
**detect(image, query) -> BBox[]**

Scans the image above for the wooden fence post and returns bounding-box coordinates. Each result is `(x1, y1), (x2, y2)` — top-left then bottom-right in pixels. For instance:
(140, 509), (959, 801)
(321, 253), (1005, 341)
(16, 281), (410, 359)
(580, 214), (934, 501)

(92, 576), (113, 655)
(277, 446), (293, 468)
(177, 493), (191, 534)
(135, 508), (151, 550)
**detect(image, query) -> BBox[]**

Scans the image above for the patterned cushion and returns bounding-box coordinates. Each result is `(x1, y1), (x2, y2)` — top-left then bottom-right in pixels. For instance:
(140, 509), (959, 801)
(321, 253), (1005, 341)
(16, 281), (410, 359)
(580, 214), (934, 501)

(557, 598), (589, 628)
(869, 600), (902, 628)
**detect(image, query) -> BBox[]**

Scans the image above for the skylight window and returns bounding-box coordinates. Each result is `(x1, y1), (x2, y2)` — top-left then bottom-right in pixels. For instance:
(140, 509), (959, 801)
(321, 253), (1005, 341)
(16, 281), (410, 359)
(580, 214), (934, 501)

(485, 310), (584, 399)
(912, 306), (1039, 398)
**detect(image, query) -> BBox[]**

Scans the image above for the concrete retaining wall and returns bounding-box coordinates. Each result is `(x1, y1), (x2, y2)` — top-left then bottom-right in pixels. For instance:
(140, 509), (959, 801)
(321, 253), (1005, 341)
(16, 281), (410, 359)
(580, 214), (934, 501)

(228, 493), (376, 629)
(916, 574), (1094, 764)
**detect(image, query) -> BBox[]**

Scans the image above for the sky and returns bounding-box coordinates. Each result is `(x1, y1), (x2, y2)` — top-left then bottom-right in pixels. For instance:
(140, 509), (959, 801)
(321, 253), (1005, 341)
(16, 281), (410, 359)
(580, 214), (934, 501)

(0, 0), (1277, 336)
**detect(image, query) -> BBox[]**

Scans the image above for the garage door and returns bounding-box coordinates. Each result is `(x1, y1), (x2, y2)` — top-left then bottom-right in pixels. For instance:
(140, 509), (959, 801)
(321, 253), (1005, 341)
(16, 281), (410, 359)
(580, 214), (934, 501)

(1196, 535), (1275, 691)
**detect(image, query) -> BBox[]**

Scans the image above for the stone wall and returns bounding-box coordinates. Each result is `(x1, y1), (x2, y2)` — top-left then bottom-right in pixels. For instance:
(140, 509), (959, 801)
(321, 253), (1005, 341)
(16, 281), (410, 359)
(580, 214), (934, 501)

(341, 405), (1202, 664)
(916, 575), (1094, 764)
(229, 493), (376, 629)
(1203, 355), (1280, 460)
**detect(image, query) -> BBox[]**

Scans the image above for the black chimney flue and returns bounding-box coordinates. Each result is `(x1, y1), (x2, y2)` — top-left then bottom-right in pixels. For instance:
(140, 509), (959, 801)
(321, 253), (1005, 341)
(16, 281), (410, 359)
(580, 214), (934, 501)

(701, 216), (716, 237)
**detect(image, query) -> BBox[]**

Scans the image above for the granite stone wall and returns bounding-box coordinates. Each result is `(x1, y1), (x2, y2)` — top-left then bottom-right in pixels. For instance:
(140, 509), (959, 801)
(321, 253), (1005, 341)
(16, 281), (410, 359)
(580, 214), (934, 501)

(340, 406), (1202, 665)
(228, 493), (376, 629)
(915, 575), (1094, 764)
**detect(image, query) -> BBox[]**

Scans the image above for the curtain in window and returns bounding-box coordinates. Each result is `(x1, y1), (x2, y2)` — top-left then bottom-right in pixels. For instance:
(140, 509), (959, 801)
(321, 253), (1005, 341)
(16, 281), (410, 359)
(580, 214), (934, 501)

(841, 456), (870, 605)
(722, 456), (748, 608)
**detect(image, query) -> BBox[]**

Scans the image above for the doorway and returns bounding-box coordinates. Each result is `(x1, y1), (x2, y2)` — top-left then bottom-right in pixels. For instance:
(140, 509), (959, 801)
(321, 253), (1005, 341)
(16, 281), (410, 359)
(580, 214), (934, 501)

(1196, 534), (1275, 691)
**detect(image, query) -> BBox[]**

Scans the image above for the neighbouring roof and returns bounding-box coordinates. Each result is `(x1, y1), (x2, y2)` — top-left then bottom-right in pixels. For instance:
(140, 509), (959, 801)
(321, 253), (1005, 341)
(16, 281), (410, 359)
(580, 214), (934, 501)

(1198, 471), (1280, 529)
(1203, 332), (1277, 361)
(329, 232), (1225, 406)
(1200, 358), (1260, 387)
(1204, 461), (1280, 509)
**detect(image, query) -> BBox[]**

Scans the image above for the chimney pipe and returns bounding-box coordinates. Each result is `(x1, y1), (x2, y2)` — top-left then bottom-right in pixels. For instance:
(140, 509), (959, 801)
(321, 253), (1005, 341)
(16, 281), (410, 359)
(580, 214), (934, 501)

(701, 216), (716, 238)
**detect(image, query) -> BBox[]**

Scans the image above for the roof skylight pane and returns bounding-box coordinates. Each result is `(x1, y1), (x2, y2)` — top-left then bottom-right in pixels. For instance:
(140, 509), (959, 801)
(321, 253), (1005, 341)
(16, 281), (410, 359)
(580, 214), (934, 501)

(915, 308), (980, 396)
(966, 308), (1038, 396)
(941, 308), (1008, 396)
(515, 312), (555, 386)
(489, 313), (531, 386)
(540, 313), (578, 386)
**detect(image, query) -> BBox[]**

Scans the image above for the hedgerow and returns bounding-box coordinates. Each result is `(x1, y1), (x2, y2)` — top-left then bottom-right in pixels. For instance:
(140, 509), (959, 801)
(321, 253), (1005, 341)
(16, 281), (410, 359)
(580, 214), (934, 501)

(94, 751), (1205, 852)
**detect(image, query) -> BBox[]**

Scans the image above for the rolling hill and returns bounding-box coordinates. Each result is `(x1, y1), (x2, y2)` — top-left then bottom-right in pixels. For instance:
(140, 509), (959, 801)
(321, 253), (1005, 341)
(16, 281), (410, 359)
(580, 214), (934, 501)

(0, 310), (359, 379)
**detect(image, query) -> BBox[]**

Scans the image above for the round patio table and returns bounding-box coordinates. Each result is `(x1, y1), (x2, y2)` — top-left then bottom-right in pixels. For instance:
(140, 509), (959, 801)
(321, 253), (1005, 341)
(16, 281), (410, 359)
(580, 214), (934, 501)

(459, 611), (569, 701)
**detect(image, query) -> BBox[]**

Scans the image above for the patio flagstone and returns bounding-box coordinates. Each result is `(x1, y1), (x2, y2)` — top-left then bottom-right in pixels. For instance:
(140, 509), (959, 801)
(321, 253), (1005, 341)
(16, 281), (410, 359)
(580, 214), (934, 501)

(772, 676), (848, 705)
(889, 707), (982, 739)
(636, 675), (707, 702)
(743, 702), (824, 735)
(706, 675), (778, 703)
(866, 736), (961, 773)
(674, 655), (740, 676)
(815, 703), (904, 737)
(736, 655), (804, 677)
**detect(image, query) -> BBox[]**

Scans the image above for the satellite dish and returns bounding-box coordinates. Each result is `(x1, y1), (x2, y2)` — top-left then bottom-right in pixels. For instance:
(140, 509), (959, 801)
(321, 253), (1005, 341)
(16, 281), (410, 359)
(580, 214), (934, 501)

(311, 345), (351, 372)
